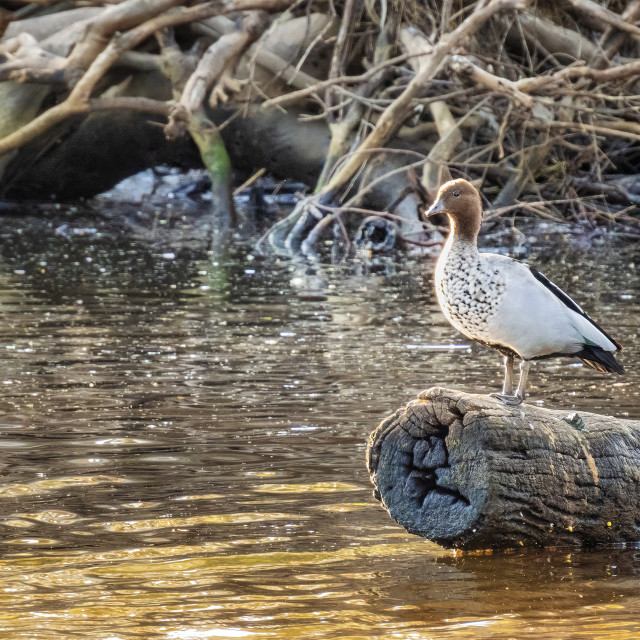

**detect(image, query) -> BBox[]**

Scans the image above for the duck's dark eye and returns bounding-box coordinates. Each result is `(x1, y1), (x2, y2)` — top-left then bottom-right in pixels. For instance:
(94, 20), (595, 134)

(453, 190), (460, 197)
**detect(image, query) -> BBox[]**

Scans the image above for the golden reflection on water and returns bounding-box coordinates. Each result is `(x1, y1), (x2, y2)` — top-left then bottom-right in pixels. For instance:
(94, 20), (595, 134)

(0, 475), (127, 498)
(0, 530), (639, 639)
(95, 512), (309, 533)
(0, 537), (441, 638)
(7, 510), (84, 526)
(255, 482), (361, 493)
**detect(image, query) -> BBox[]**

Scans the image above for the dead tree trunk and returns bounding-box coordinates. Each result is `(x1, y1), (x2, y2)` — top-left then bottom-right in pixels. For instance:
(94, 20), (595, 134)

(367, 387), (640, 550)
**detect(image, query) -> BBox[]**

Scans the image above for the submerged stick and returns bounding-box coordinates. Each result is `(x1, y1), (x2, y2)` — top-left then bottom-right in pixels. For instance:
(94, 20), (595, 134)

(367, 387), (640, 550)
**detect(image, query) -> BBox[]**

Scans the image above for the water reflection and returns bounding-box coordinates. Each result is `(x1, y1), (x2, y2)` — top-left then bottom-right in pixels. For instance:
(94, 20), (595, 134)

(0, 215), (637, 638)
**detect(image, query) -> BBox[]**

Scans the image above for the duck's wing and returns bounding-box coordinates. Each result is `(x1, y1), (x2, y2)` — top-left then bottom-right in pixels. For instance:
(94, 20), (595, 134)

(478, 254), (623, 370)
(527, 265), (622, 351)
(576, 343), (624, 374)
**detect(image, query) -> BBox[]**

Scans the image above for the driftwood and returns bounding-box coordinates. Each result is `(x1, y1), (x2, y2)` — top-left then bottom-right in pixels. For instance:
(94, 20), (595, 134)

(3, 1), (640, 251)
(367, 387), (640, 550)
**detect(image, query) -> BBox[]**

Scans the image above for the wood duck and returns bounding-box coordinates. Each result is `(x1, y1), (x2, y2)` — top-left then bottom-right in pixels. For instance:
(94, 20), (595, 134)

(426, 178), (624, 405)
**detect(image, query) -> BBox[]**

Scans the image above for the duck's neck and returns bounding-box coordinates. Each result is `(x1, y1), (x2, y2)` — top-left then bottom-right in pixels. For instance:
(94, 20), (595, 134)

(441, 217), (479, 263)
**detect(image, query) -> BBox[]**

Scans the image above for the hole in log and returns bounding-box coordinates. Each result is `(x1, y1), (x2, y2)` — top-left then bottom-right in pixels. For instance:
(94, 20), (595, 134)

(368, 224), (388, 245)
(406, 469), (436, 505)
(354, 216), (396, 252)
(431, 486), (471, 508)
(401, 433), (471, 509)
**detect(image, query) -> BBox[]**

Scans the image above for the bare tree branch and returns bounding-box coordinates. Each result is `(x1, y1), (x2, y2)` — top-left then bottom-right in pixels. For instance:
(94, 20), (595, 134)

(0, 0), (292, 158)
(322, 0), (528, 196)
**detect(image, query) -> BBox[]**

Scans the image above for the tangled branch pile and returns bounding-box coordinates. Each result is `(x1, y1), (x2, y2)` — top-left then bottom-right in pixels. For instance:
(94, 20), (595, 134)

(1, 0), (640, 254)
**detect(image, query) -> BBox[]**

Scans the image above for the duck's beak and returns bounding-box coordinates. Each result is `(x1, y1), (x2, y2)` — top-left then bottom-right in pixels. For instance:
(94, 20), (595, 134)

(425, 198), (445, 217)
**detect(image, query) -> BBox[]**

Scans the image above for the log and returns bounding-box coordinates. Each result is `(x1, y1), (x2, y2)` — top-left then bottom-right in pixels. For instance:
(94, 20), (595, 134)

(367, 387), (640, 550)
(354, 216), (397, 252)
(3, 8), (102, 44)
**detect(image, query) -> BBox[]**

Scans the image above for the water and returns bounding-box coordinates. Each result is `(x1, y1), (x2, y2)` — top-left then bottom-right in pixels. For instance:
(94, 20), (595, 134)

(0, 215), (638, 639)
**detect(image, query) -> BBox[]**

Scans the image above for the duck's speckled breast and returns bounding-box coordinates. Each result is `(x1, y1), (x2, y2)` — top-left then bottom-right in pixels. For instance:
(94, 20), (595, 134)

(435, 241), (506, 342)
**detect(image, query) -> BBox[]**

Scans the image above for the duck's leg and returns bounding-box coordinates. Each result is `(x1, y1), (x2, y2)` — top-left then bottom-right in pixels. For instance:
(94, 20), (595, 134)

(489, 354), (514, 401)
(490, 357), (528, 405)
(502, 354), (514, 395)
(513, 360), (530, 403)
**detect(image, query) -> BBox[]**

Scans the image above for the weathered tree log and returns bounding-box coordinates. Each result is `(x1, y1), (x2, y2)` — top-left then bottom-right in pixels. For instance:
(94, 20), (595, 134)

(354, 216), (397, 252)
(367, 387), (640, 550)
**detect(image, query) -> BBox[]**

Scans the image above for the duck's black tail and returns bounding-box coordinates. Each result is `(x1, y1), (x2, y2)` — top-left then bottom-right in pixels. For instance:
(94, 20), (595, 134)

(578, 344), (625, 375)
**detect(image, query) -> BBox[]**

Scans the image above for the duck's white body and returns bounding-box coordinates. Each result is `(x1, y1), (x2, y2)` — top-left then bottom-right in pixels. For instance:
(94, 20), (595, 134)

(435, 233), (618, 361)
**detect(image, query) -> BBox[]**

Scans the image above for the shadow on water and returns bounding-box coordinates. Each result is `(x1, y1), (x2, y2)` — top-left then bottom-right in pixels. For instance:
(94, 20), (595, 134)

(0, 214), (637, 638)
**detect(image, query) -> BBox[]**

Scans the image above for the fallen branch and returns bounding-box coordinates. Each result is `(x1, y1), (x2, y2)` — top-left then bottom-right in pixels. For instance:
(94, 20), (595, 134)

(325, 0), (358, 111)
(196, 12), (266, 110)
(260, 52), (414, 109)
(399, 28), (461, 194)
(600, 0), (640, 59)
(422, 101), (462, 196)
(508, 11), (600, 63)
(321, 0), (528, 197)
(571, 175), (640, 206)
(0, 0), (293, 159)
(536, 119), (640, 143)
(88, 96), (175, 116)
(450, 54), (534, 109)
(567, 0), (640, 39)
(164, 11), (267, 139)
(65, 0), (183, 72)
(315, 8), (393, 190)
(515, 59), (640, 94)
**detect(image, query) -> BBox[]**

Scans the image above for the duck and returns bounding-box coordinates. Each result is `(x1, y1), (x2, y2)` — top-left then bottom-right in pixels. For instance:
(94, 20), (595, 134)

(425, 178), (624, 405)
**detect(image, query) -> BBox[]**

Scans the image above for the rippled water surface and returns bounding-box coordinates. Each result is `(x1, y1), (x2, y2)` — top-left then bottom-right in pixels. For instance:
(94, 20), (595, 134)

(0, 214), (639, 639)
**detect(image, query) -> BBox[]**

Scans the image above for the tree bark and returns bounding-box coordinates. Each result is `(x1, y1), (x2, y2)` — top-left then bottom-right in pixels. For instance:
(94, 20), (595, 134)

(367, 387), (640, 550)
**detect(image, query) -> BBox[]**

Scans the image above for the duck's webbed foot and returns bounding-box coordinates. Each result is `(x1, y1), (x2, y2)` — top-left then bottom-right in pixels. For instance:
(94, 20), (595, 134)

(489, 392), (523, 406)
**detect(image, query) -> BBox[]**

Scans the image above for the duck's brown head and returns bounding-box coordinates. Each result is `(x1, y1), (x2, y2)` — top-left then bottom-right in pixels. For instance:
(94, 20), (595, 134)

(425, 179), (482, 241)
